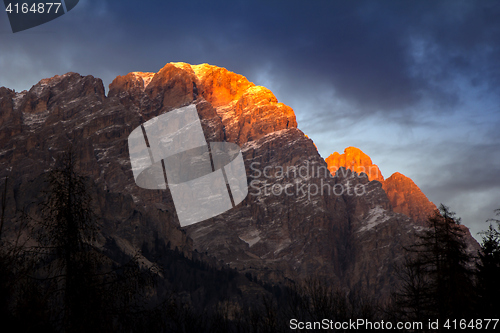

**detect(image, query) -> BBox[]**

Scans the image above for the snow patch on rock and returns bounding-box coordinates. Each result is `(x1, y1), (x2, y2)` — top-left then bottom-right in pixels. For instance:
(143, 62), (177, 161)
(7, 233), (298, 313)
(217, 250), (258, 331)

(359, 206), (391, 232)
(13, 91), (27, 110)
(239, 230), (261, 247)
(23, 110), (50, 128)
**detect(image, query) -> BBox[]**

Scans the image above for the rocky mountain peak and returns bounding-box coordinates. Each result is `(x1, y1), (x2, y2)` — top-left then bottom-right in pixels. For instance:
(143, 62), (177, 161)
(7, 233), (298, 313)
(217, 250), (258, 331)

(325, 146), (384, 183)
(324, 147), (437, 225)
(109, 62), (297, 145)
(190, 63), (254, 108)
(382, 171), (437, 225)
(18, 72), (105, 115)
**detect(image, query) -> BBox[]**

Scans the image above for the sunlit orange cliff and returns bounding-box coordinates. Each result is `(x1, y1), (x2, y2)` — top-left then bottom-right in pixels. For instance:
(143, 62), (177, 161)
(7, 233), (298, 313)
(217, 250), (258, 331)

(326, 147), (437, 225)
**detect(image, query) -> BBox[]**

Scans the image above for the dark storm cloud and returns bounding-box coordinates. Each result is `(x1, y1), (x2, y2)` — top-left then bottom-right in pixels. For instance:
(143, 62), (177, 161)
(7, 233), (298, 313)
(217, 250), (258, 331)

(264, 0), (500, 129)
(2, 0), (499, 113)
(419, 140), (500, 235)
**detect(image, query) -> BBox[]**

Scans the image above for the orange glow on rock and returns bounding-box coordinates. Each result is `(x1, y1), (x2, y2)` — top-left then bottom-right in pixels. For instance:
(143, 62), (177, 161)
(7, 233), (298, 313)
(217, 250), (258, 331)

(325, 146), (384, 182)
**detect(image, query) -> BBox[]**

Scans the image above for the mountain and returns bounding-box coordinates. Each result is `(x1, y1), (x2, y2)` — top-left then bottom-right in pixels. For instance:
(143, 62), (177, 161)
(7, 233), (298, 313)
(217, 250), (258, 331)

(382, 172), (437, 226)
(325, 147), (384, 183)
(325, 147), (437, 225)
(0, 63), (479, 303)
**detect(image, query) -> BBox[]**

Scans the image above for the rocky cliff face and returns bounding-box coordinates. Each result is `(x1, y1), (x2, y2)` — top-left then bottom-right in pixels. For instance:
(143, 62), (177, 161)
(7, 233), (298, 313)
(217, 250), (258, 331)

(0, 63), (479, 300)
(382, 172), (437, 225)
(325, 147), (479, 257)
(326, 147), (436, 225)
(326, 147), (384, 183)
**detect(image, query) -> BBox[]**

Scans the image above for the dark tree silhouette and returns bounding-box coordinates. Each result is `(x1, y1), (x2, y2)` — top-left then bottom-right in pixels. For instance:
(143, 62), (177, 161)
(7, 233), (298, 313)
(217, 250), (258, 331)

(393, 204), (475, 327)
(0, 173), (52, 332)
(32, 149), (158, 332)
(475, 209), (500, 318)
(33, 149), (107, 332)
(0, 175), (7, 240)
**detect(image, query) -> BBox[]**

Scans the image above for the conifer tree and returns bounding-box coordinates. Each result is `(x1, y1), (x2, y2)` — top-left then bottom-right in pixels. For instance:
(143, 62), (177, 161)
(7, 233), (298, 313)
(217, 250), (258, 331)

(36, 149), (105, 332)
(394, 205), (475, 325)
(476, 210), (500, 318)
(35, 149), (160, 332)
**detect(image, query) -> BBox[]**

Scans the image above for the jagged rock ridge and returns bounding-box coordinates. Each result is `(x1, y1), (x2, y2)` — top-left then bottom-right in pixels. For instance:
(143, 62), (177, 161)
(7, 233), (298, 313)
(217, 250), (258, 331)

(326, 147), (384, 183)
(382, 172), (437, 226)
(325, 147), (437, 224)
(325, 147), (478, 255)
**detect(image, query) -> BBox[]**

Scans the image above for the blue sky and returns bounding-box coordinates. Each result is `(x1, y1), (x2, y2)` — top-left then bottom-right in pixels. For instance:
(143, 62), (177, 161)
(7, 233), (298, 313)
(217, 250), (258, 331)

(1, 0), (500, 239)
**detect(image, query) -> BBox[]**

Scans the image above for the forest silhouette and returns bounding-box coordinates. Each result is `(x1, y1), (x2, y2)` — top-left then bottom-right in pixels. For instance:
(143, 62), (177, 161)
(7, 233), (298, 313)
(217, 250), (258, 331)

(0, 151), (499, 332)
